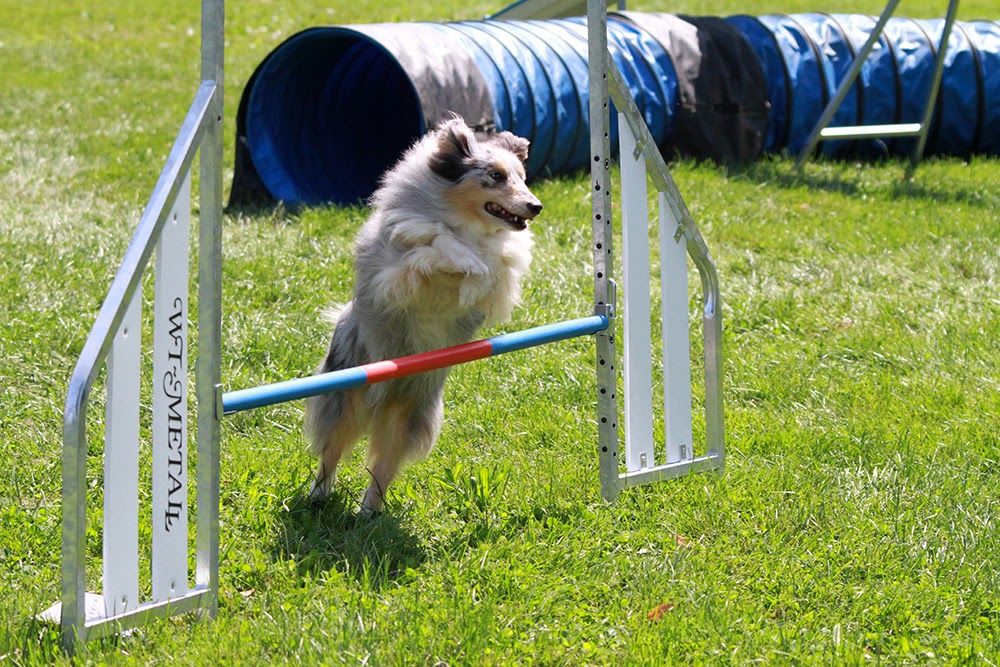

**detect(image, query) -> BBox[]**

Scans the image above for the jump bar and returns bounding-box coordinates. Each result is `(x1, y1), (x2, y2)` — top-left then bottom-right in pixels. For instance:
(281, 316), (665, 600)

(222, 314), (610, 415)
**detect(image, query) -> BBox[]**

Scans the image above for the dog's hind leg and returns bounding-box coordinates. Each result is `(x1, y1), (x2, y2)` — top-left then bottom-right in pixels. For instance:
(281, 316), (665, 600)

(306, 388), (369, 500)
(361, 393), (443, 515)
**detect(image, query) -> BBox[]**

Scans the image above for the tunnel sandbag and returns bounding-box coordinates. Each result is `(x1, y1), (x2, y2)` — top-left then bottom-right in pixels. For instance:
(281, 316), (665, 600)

(726, 15), (824, 156)
(722, 15), (790, 153)
(615, 12), (769, 164)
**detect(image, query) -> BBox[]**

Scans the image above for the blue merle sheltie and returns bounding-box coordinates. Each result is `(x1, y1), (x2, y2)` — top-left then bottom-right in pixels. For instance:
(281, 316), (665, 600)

(306, 116), (541, 514)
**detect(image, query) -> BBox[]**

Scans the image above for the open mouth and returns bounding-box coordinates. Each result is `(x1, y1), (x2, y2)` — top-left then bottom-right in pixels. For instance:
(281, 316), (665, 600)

(485, 202), (528, 230)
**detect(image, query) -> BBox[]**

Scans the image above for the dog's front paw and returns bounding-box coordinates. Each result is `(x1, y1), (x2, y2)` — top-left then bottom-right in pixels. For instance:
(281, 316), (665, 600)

(430, 235), (488, 276)
(452, 254), (489, 277)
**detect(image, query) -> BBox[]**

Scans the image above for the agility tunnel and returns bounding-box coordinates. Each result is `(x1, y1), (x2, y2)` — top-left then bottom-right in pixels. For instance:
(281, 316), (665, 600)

(229, 13), (1000, 207)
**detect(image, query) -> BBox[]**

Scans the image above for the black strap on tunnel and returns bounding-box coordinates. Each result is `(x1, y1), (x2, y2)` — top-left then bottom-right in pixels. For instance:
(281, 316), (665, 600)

(784, 14), (829, 157)
(785, 14), (830, 109)
(910, 18), (945, 152)
(954, 21), (986, 153)
(823, 13), (866, 126)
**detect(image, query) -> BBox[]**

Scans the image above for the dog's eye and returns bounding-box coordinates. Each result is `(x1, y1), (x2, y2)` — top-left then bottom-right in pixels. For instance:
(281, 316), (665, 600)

(489, 170), (505, 182)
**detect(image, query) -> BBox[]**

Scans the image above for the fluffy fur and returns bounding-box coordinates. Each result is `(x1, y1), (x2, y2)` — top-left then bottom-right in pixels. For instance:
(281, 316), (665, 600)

(305, 116), (541, 514)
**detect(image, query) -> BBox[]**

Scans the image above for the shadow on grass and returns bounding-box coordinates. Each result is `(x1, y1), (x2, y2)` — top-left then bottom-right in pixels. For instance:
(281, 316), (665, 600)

(728, 158), (994, 209)
(270, 491), (426, 589)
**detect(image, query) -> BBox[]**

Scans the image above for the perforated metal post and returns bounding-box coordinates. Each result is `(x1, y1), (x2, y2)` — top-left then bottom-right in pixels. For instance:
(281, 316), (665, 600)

(588, 0), (621, 500)
(610, 61), (725, 482)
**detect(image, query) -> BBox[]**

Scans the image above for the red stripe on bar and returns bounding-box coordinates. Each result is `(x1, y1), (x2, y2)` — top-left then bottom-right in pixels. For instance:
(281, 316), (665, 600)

(363, 339), (495, 384)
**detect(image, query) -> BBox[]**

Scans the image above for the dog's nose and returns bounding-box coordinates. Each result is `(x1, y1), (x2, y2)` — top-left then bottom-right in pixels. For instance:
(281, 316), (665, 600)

(527, 202), (543, 216)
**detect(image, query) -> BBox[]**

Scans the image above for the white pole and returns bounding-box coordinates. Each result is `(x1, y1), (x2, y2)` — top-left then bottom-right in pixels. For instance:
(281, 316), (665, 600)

(659, 192), (693, 462)
(103, 292), (141, 616)
(619, 116), (656, 471)
(151, 172), (191, 602)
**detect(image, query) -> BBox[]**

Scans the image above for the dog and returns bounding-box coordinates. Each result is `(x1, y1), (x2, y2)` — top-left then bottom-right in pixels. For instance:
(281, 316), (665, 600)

(305, 116), (542, 514)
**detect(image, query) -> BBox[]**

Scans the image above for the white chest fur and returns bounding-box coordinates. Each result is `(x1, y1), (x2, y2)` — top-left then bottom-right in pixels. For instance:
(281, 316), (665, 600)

(370, 216), (533, 326)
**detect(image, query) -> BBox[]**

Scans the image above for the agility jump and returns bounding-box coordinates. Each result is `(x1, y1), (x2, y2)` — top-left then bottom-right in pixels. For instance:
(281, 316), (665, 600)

(44, 0), (724, 648)
(221, 316), (610, 415)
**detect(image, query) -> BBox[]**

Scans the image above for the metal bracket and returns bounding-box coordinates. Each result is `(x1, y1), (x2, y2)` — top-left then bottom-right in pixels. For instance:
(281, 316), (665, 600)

(673, 223), (685, 244)
(214, 383), (224, 420)
(631, 138), (646, 161)
(594, 279), (617, 320)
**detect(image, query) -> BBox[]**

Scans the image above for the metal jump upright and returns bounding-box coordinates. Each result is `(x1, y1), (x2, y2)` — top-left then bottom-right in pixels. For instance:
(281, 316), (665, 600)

(220, 0), (726, 498)
(587, 0), (724, 500)
(45, 0), (725, 647)
(41, 0), (223, 649)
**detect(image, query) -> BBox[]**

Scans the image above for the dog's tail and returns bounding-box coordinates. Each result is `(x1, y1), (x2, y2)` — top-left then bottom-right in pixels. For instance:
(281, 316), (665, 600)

(305, 302), (363, 457)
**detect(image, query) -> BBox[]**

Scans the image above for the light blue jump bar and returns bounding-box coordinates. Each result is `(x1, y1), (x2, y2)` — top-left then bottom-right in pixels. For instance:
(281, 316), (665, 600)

(222, 314), (609, 415)
(223, 366), (369, 415)
(488, 314), (609, 354)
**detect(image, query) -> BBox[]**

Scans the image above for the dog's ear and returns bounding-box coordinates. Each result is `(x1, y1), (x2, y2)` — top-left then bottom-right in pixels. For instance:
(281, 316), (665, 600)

(489, 131), (530, 166)
(429, 116), (475, 182)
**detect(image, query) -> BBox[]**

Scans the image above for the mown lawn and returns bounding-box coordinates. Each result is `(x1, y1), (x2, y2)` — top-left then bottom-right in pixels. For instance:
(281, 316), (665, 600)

(1, 0), (998, 664)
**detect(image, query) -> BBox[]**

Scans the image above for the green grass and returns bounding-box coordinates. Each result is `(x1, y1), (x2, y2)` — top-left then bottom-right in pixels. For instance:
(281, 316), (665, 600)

(2, 1), (999, 664)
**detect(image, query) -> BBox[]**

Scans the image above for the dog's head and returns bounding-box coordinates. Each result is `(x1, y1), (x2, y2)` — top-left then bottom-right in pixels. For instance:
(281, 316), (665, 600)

(427, 117), (542, 232)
